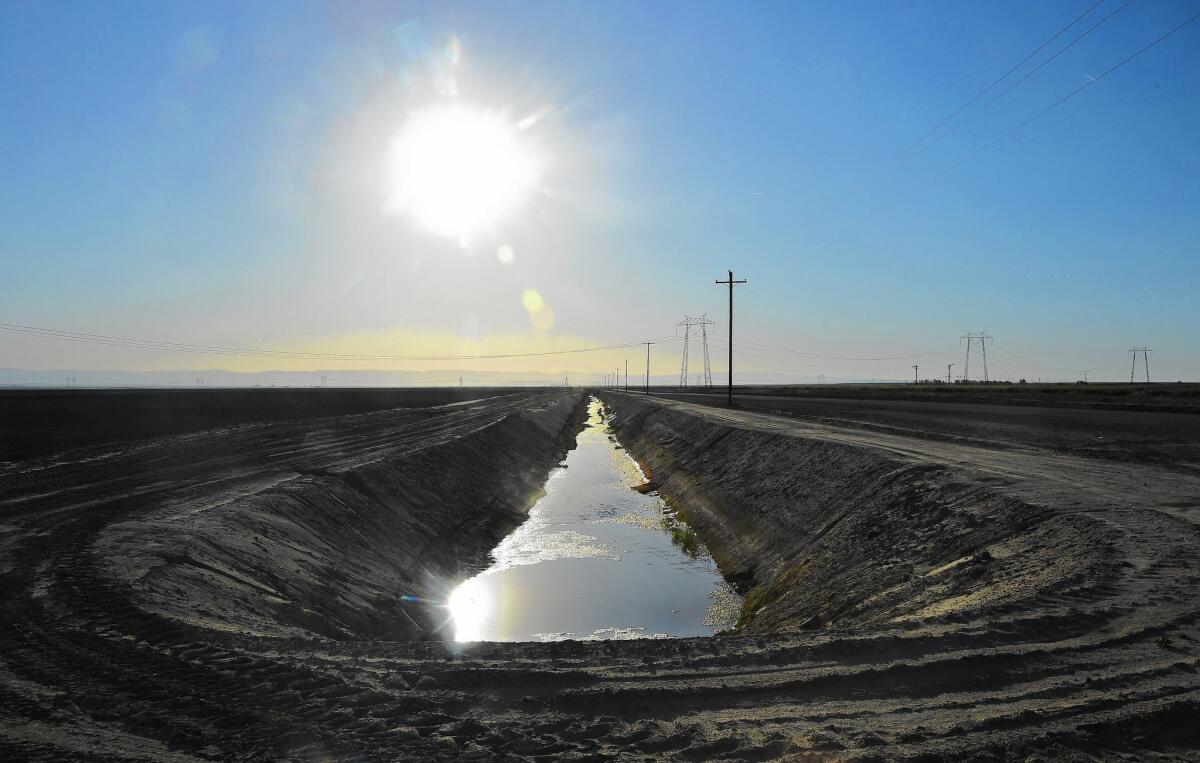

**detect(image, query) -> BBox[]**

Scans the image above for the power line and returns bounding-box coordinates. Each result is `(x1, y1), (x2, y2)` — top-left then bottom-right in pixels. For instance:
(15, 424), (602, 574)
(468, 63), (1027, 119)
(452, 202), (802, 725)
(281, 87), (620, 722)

(706, 337), (947, 372)
(989, 348), (1124, 375)
(711, 332), (961, 362)
(945, 8), (1200, 174)
(899, 0), (1106, 160)
(986, 347), (1119, 374)
(912, 0), (1134, 160)
(0, 321), (677, 361)
(709, 335), (1123, 379)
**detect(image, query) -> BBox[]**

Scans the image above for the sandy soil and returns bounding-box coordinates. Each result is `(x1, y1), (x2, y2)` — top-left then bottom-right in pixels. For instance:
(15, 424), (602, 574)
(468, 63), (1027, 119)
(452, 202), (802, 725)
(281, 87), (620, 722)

(2, 389), (1199, 760)
(655, 389), (1200, 467)
(665, 382), (1200, 413)
(0, 387), (540, 461)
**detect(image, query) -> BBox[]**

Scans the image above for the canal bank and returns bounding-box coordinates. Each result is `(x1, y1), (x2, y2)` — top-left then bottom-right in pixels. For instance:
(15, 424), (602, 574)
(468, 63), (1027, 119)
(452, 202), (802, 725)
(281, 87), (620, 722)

(598, 390), (1047, 632)
(448, 397), (739, 641)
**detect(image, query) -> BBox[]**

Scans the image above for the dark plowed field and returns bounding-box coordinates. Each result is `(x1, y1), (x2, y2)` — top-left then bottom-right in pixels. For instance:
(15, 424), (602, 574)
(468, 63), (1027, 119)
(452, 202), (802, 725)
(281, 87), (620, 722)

(1, 388), (1198, 760)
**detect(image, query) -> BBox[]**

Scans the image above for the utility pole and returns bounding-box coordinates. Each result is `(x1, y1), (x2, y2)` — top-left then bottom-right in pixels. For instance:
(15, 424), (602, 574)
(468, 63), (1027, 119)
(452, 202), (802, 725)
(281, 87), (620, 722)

(643, 341), (655, 394)
(678, 318), (690, 388)
(947, 363), (954, 383)
(913, 365), (919, 384)
(1129, 347), (1151, 382)
(714, 270), (747, 406)
(625, 359), (628, 392)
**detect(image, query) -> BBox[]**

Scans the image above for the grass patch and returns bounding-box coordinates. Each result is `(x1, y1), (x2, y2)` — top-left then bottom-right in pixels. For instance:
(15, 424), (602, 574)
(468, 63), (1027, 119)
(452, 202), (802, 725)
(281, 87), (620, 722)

(736, 557), (812, 629)
(668, 524), (702, 559)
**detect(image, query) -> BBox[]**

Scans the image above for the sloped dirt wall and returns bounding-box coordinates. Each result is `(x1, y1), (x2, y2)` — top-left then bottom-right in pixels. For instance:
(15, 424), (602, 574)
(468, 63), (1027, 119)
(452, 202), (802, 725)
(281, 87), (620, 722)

(600, 393), (1100, 635)
(97, 392), (588, 640)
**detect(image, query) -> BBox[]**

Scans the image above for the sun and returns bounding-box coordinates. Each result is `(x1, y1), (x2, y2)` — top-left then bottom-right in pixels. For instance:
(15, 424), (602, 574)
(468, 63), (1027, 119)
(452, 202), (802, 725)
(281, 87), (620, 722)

(384, 102), (540, 242)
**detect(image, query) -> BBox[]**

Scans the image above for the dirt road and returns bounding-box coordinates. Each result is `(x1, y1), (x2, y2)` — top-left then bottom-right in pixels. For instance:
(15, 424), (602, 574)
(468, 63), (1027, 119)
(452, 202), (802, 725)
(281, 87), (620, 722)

(2, 390), (1199, 760)
(654, 390), (1200, 467)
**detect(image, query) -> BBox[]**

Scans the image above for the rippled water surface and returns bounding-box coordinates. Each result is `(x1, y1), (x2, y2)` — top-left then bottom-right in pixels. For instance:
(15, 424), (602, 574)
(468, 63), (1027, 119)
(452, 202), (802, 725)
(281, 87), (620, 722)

(448, 397), (740, 641)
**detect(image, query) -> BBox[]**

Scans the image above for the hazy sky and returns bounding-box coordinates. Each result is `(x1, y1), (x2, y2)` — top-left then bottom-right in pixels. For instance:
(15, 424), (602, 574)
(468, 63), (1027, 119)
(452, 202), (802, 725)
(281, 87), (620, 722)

(2, 0), (1198, 383)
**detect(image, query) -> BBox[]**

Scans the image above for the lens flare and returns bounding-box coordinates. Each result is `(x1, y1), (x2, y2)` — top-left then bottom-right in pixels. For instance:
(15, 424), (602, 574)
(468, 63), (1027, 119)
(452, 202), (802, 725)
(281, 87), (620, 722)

(384, 102), (541, 242)
(521, 289), (544, 313)
(447, 575), (492, 642)
(521, 289), (555, 331)
(529, 305), (555, 331)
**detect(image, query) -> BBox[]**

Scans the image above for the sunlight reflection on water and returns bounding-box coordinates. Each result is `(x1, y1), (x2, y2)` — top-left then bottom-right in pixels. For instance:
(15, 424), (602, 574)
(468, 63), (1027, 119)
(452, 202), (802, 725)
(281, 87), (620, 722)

(447, 397), (741, 642)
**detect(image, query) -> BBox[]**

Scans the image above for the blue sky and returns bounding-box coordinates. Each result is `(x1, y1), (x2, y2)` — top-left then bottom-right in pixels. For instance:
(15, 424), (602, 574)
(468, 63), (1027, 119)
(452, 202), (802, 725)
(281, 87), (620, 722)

(2, 0), (1198, 382)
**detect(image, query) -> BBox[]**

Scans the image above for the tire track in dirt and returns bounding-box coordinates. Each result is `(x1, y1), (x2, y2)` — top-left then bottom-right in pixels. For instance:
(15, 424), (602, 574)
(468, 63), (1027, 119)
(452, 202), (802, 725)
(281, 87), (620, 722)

(2, 390), (1199, 759)
(0, 392), (584, 759)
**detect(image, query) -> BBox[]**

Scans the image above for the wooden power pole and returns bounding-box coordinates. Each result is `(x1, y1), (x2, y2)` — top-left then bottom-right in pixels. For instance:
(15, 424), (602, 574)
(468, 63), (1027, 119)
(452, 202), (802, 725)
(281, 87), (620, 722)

(715, 270), (747, 406)
(643, 341), (654, 394)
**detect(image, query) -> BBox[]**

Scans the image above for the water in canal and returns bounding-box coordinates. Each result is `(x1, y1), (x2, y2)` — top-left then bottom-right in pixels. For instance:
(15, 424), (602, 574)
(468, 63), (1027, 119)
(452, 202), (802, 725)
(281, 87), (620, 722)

(447, 397), (741, 642)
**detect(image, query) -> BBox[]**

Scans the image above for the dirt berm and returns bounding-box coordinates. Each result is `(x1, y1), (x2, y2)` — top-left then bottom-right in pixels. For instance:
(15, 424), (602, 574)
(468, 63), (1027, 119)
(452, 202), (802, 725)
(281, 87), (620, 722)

(601, 392), (1059, 632)
(96, 391), (588, 641)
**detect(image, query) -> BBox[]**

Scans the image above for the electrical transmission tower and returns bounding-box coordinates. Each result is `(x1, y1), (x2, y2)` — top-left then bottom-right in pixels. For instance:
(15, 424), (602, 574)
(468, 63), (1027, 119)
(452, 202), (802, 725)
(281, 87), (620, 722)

(961, 331), (992, 382)
(1129, 347), (1151, 382)
(676, 314), (715, 388)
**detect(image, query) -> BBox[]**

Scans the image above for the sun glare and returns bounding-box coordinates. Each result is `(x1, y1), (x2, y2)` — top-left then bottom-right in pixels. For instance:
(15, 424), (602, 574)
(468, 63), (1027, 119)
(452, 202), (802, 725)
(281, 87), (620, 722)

(447, 575), (492, 642)
(384, 103), (540, 242)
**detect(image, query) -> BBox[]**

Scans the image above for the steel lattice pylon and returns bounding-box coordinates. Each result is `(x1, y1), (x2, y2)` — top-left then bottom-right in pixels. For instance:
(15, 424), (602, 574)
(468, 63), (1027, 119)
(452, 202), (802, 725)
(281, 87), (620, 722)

(677, 314), (715, 388)
(961, 331), (992, 382)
